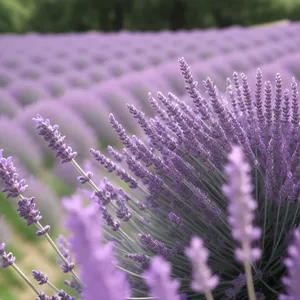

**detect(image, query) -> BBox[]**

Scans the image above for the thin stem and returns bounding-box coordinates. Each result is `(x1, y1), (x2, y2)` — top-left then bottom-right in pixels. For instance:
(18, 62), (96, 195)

(259, 195), (268, 269)
(244, 260), (256, 300)
(12, 263), (39, 295)
(205, 290), (214, 300)
(47, 281), (61, 293)
(116, 265), (144, 278)
(36, 223), (84, 288)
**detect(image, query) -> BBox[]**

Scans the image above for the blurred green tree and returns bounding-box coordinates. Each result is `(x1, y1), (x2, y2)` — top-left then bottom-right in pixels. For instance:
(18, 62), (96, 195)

(0, 0), (297, 33)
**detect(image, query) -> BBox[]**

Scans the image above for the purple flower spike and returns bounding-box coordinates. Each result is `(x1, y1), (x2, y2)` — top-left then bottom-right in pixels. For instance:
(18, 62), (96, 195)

(0, 244), (15, 268)
(17, 197), (42, 226)
(125, 253), (147, 264)
(32, 270), (48, 285)
(36, 225), (51, 236)
(90, 149), (116, 172)
(223, 146), (261, 263)
(58, 290), (77, 300)
(77, 171), (93, 184)
(185, 236), (219, 294)
(280, 229), (300, 300)
(32, 114), (77, 163)
(169, 212), (182, 228)
(37, 292), (58, 300)
(64, 278), (84, 294)
(143, 256), (180, 300)
(56, 235), (75, 273)
(0, 150), (28, 198)
(62, 196), (130, 300)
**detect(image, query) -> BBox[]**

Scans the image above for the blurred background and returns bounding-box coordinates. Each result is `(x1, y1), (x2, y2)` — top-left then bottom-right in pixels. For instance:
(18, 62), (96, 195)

(1, 0), (300, 299)
(0, 0), (299, 33)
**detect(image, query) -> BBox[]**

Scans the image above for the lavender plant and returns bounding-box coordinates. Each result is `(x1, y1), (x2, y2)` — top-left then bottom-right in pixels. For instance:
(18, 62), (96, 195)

(1, 58), (300, 300)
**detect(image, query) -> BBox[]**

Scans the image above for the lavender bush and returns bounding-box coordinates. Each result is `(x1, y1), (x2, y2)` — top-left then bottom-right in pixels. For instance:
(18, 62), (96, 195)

(1, 56), (300, 300)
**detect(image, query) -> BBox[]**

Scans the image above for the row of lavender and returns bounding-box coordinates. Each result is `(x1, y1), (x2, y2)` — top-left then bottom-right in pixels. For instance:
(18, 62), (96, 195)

(1, 23), (300, 231)
(0, 23), (299, 107)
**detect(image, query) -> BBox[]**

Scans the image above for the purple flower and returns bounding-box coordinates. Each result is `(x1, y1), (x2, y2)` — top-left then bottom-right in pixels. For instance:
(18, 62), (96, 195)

(32, 270), (48, 285)
(0, 150), (28, 198)
(56, 235), (75, 273)
(33, 114), (77, 163)
(24, 175), (64, 229)
(223, 146), (261, 263)
(17, 197), (42, 226)
(17, 101), (97, 161)
(62, 196), (130, 300)
(185, 237), (219, 294)
(0, 243), (15, 268)
(280, 229), (300, 300)
(168, 212), (182, 228)
(143, 256), (180, 300)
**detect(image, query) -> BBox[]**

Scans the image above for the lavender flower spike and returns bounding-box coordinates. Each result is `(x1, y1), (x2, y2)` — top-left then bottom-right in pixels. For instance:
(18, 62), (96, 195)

(0, 149), (28, 198)
(143, 256), (180, 300)
(222, 146), (261, 263)
(0, 243), (15, 268)
(223, 146), (261, 300)
(62, 196), (130, 300)
(280, 229), (300, 300)
(32, 270), (48, 285)
(32, 114), (77, 163)
(185, 237), (219, 299)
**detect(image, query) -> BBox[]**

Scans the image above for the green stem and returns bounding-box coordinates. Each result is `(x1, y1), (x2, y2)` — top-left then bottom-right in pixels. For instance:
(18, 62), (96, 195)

(244, 259), (256, 300)
(47, 280), (61, 293)
(12, 263), (39, 295)
(36, 222), (84, 288)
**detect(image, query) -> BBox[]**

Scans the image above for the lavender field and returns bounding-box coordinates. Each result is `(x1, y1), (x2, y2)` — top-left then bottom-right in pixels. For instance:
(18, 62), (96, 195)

(2, 21), (300, 299)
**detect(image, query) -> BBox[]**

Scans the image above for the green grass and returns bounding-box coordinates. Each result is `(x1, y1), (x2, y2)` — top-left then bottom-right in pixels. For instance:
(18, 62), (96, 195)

(6, 244), (26, 261)
(0, 266), (26, 290)
(0, 285), (17, 299)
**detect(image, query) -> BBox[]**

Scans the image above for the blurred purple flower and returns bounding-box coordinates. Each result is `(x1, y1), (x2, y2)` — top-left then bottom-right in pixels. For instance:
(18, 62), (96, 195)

(62, 196), (130, 300)
(143, 256), (180, 300)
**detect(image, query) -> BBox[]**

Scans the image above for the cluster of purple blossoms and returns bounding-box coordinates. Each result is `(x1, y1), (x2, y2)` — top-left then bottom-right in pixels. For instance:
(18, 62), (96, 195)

(2, 57), (300, 300)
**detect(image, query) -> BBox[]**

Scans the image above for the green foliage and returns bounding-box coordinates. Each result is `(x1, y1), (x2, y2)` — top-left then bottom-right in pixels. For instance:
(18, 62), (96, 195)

(0, 0), (33, 33)
(0, 0), (299, 32)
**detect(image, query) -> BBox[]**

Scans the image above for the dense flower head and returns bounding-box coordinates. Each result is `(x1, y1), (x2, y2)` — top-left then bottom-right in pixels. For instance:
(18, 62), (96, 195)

(17, 196), (43, 226)
(57, 57), (300, 299)
(223, 146), (262, 263)
(0, 149), (28, 198)
(33, 114), (77, 163)
(32, 270), (48, 285)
